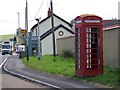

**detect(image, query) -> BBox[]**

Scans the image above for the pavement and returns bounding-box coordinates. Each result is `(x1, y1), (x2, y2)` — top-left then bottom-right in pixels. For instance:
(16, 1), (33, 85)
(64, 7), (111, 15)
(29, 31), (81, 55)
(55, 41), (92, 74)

(3, 54), (110, 89)
(2, 74), (45, 88)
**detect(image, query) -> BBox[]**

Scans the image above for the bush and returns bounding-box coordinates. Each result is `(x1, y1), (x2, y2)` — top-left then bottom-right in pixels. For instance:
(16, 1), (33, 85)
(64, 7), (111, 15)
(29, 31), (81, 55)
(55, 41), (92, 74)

(62, 49), (73, 58)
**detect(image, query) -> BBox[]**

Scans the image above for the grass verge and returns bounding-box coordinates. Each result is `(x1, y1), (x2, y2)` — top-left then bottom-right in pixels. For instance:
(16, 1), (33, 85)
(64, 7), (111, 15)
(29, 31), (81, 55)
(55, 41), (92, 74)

(22, 55), (119, 88)
(0, 34), (15, 42)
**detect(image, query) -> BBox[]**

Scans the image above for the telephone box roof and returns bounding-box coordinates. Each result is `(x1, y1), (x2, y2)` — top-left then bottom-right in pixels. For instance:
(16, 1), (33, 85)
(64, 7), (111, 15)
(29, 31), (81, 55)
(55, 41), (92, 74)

(79, 14), (101, 18)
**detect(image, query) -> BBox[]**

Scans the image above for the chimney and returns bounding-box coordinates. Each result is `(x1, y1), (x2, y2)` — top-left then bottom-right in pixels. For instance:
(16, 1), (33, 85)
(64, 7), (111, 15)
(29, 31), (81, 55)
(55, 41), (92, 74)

(48, 7), (51, 16)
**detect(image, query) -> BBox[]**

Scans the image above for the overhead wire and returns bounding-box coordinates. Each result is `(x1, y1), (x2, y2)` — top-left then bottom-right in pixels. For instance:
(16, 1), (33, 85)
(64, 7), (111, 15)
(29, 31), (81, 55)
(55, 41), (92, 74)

(30, 0), (44, 22)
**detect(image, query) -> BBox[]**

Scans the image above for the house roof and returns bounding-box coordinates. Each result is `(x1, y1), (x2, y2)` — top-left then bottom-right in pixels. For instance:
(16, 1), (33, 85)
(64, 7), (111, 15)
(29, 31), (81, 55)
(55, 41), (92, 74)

(40, 24), (74, 40)
(103, 24), (120, 31)
(103, 19), (120, 28)
(31, 14), (73, 31)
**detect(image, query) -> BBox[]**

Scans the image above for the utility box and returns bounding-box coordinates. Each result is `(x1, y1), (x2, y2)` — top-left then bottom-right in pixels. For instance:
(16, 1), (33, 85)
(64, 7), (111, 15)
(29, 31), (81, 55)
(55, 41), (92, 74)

(74, 14), (103, 77)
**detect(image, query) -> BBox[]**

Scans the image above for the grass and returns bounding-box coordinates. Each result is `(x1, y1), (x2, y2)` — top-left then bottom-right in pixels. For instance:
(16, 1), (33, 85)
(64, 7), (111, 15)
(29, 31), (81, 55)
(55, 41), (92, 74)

(0, 34), (15, 42)
(22, 55), (75, 77)
(80, 66), (119, 87)
(0, 34), (24, 44)
(22, 55), (120, 88)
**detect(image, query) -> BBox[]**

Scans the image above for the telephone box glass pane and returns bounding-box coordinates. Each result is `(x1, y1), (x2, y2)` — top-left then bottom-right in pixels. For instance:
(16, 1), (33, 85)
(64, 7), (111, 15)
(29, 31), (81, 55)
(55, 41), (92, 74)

(76, 28), (81, 69)
(76, 28), (80, 33)
(86, 28), (100, 69)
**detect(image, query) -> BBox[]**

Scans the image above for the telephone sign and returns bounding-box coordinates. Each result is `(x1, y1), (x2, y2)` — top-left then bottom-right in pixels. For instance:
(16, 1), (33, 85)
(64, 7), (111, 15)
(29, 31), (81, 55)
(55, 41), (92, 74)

(85, 20), (100, 23)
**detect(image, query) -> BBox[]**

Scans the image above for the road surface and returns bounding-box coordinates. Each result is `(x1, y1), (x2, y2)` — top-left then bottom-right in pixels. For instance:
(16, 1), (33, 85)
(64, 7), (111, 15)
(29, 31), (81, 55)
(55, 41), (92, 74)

(0, 53), (47, 89)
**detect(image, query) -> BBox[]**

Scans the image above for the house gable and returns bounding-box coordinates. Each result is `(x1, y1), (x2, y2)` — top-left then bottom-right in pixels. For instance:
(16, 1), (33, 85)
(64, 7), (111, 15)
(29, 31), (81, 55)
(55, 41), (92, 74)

(40, 24), (74, 40)
(41, 24), (74, 55)
(53, 14), (72, 28)
(31, 14), (73, 33)
(30, 13), (74, 55)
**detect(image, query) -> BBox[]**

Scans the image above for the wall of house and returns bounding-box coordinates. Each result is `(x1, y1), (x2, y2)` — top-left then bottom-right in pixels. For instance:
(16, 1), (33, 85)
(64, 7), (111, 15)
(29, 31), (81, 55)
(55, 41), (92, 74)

(103, 28), (119, 68)
(39, 18), (51, 36)
(42, 34), (53, 55)
(41, 27), (74, 55)
(31, 18), (51, 36)
(56, 36), (75, 55)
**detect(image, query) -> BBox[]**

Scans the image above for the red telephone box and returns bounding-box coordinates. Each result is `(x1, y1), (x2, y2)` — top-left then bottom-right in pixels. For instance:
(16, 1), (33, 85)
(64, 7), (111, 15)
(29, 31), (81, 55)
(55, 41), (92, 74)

(75, 14), (103, 77)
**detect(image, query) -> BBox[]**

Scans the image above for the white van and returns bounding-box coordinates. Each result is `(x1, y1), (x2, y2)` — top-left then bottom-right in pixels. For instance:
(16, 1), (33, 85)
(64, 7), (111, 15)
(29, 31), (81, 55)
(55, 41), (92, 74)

(1, 41), (12, 55)
(16, 45), (25, 52)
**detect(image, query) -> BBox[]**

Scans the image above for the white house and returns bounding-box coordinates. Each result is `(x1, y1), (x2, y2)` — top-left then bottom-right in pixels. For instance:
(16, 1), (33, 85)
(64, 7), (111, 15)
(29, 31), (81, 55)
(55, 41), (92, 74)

(30, 8), (74, 55)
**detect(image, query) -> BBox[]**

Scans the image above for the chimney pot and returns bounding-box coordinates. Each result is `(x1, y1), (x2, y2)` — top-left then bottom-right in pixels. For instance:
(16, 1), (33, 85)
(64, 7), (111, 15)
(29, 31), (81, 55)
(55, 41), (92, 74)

(48, 7), (51, 17)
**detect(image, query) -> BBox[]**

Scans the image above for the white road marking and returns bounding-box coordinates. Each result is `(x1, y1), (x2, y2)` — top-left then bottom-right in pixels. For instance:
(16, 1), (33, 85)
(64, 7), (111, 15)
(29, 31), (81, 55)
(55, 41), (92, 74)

(0, 58), (7, 68)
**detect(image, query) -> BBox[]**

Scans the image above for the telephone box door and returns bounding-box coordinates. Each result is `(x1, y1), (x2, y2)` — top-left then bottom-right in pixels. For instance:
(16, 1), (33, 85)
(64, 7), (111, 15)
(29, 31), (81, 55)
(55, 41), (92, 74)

(86, 27), (100, 69)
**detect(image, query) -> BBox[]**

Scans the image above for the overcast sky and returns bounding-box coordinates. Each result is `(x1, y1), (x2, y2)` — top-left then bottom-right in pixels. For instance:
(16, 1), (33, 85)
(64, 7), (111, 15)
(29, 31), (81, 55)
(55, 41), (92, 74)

(0, 0), (119, 35)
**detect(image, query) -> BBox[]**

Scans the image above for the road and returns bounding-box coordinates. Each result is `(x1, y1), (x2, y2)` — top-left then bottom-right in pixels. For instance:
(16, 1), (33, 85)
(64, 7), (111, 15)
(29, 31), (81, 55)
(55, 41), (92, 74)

(0, 53), (46, 89)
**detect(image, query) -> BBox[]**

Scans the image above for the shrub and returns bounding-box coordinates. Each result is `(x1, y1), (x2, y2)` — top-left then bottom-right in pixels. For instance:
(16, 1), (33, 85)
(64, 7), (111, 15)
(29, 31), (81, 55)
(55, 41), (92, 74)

(62, 49), (73, 58)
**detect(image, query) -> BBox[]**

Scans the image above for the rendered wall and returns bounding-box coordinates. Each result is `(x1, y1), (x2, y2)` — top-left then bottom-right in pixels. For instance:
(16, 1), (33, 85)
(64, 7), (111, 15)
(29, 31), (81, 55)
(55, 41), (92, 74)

(118, 28), (120, 68)
(103, 28), (119, 68)
(57, 36), (75, 55)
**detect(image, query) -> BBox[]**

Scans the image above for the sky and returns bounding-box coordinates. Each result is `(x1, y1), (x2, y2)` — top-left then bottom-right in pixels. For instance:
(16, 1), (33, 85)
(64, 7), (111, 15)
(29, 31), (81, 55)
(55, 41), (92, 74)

(0, 0), (119, 35)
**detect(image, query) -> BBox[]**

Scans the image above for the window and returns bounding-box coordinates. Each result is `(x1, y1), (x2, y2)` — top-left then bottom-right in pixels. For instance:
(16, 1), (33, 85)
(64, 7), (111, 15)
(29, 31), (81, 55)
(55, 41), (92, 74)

(2, 45), (10, 49)
(59, 31), (64, 36)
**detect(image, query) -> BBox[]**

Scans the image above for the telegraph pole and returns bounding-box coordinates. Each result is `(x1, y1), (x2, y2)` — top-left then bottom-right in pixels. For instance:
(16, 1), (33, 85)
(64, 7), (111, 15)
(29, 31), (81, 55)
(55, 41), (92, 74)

(25, 0), (29, 61)
(50, 0), (56, 56)
(17, 12), (20, 45)
(17, 12), (20, 30)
